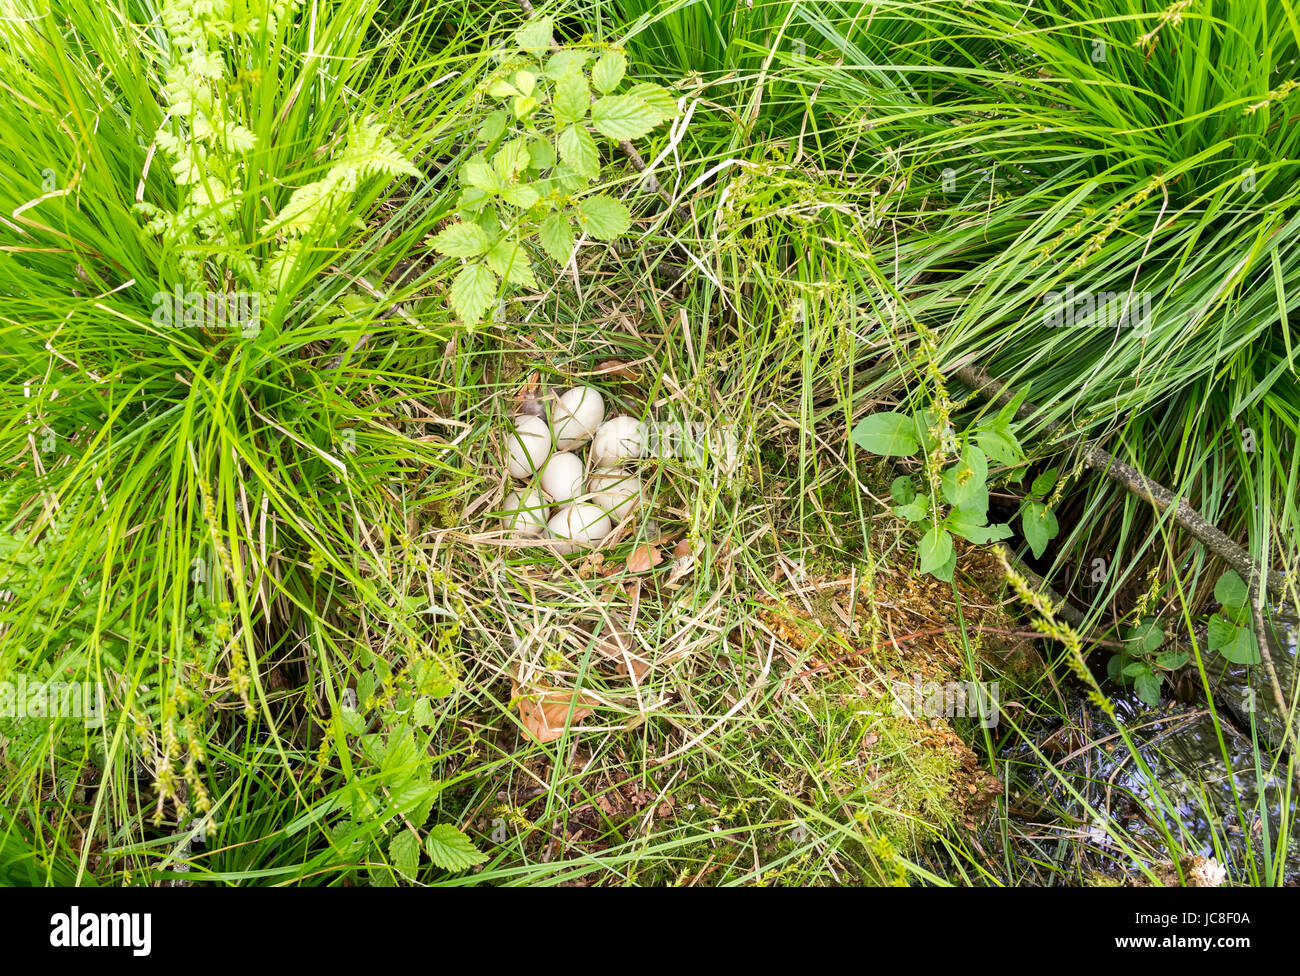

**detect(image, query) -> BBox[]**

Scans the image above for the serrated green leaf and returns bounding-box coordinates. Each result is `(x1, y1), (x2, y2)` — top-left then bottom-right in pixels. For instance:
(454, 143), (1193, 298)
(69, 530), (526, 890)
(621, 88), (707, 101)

(449, 263), (498, 326)
(918, 523), (954, 578)
(486, 240), (537, 288)
(558, 125), (600, 179)
(424, 824), (488, 872)
(501, 182), (540, 209)
(591, 94), (662, 140)
(513, 94), (540, 119)
(463, 158), (501, 193)
(625, 83), (678, 122)
(578, 194), (630, 239)
(493, 139), (530, 180)
(539, 212), (575, 263)
(850, 412), (920, 456)
(1214, 570), (1249, 609)
(544, 49), (590, 79)
(553, 72), (590, 125)
(1022, 501), (1058, 559)
(431, 221), (489, 258)
(513, 16), (553, 53)
(591, 50), (627, 93)
(390, 831), (420, 880)
(514, 70), (536, 97)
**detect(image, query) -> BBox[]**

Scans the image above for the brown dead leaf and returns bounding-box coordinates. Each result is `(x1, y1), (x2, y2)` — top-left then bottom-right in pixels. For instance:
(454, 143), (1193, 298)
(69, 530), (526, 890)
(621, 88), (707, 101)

(627, 543), (663, 574)
(512, 680), (596, 743)
(594, 358), (643, 382)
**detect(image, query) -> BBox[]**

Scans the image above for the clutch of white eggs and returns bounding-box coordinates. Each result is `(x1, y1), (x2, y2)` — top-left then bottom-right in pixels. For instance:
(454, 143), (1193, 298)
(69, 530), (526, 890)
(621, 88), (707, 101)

(502, 386), (645, 554)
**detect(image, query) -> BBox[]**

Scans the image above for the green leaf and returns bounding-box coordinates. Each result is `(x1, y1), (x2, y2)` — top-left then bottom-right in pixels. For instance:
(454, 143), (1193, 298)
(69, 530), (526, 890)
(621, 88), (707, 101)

(947, 505), (994, 543)
(390, 831), (420, 880)
(553, 72), (590, 126)
(850, 411), (921, 456)
(513, 16), (553, 53)
(545, 49), (590, 80)
(558, 125), (600, 180)
(976, 425), (1022, 467)
(1134, 670), (1163, 706)
(591, 50), (627, 93)
(941, 444), (989, 510)
(889, 475), (916, 506)
(578, 194), (630, 239)
(486, 240), (537, 288)
(893, 497), (929, 523)
(480, 110), (508, 143)
(512, 95), (540, 120)
(624, 83), (678, 122)
(514, 70), (536, 97)
(527, 138), (556, 171)
(1125, 616), (1164, 654)
(449, 263), (498, 326)
(1155, 649), (1189, 670)
(463, 158), (501, 193)
(501, 182), (540, 209)
(1030, 467), (1059, 499)
(338, 707), (365, 736)
(918, 523), (954, 578)
(539, 212), (575, 263)
(431, 221), (489, 258)
(493, 139), (530, 180)
(1214, 570), (1249, 609)
(1021, 501), (1058, 559)
(424, 824), (488, 872)
(1210, 616), (1261, 664)
(591, 94), (662, 140)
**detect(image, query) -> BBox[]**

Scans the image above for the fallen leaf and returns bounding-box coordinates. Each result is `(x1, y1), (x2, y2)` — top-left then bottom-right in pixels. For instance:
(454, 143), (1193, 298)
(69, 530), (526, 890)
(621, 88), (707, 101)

(627, 543), (663, 574)
(512, 680), (596, 743)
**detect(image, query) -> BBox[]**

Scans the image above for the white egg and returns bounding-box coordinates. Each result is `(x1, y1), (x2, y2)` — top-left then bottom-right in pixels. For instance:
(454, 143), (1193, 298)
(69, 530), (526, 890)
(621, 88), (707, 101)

(587, 468), (642, 521)
(506, 415), (552, 480)
(590, 415), (646, 469)
(546, 503), (612, 554)
(501, 489), (548, 537)
(540, 451), (585, 502)
(552, 386), (605, 450)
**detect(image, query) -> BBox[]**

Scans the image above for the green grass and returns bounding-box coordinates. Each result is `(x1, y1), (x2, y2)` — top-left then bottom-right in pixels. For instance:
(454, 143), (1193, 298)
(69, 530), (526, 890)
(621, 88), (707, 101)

(0, 0), (1296, 886)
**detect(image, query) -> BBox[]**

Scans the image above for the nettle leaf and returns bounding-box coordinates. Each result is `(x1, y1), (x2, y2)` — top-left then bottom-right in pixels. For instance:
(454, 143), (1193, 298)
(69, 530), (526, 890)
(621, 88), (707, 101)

(513, 16), (553, 54)
(889, 475), (917, 506)
(850, 412), (920, 457)
(539, 212), (575, 263)
(424, 824), (488, 872)
(390, 830), (420, 880)
(578, 194), (630, 239)
(1021, 501), (1058, 559)
(553, 72), (590, 125)
(591, 94), (662, 140)
(1214, 570), (1249, 609)
(486, 240), (537, 288)
(918, 523), (955, 579)
(431, 222), (489, 258)
(558, 125), (600, 180)
(449, 263), (498, 326)
(941, 444), (989, 510)
(591, 49), (627, 93)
